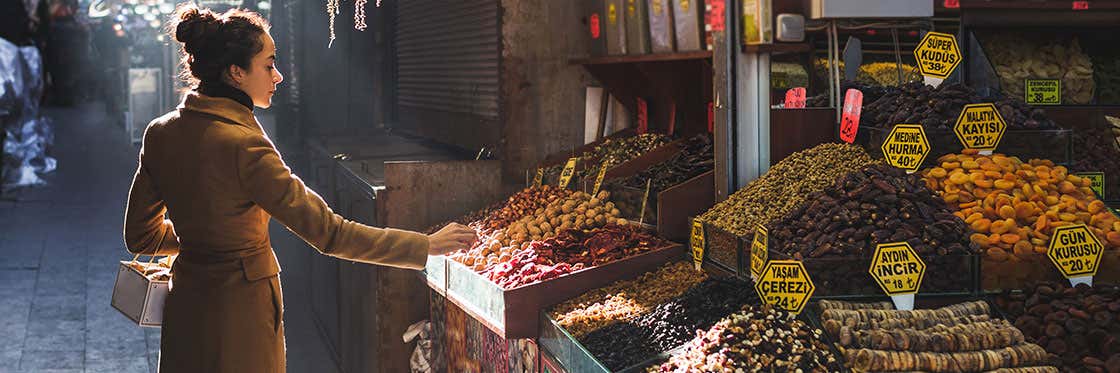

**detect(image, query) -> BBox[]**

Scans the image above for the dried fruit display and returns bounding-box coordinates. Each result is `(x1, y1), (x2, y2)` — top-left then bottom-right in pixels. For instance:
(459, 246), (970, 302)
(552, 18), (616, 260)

(1068, 116), (1120, 201)
(772, 62), (809, 90)
(543, 134), (672, 181)
(920, 150), (1120, 288)
(982, 33), (1094, 105)
(861, 62), (922, 86)
(451, 190), (623, 272)
(995, 282), (1120, 372)
(606, 134), (714, 221)
(821, 300), (1056, 372)
(482, 224), (669, 289)
(652, 304), (843, 372)
(770, 164), (975, 258)
(808, 81), (897, 108)
(861, 82), (1057, 130)
(548, 261), (707, 340)
(581, 278), (758, 370)
(476, 185), (573, 234)
(699, 143), (879, 265)
(1090, 50), (1120, 104)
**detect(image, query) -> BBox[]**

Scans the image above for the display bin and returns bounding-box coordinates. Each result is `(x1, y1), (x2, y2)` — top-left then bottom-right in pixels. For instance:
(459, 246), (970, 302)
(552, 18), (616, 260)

(538, 312), (682, 373)
(444, 242), (685, 339)
(423, 255), (448, 295)
(982, 250), (1120, 292)
(698, 219), (745, 275)
(756, 251), (981, 299)
(601, 171), (715, 241)
(858, 126), (1073, 169)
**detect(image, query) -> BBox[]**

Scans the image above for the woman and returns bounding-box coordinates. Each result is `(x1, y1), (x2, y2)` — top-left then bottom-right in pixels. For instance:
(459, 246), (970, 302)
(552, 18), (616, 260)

(123, 5), (477, 372)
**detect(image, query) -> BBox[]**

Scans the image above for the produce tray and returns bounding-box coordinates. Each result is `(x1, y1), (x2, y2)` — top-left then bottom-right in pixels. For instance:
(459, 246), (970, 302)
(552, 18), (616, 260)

(757, 250), (981, 299)
(698, 219), (745, 276)
(858, 126), (1072, 169)
(538, 312), (684, 373)
(422, 255), (448, 295)
(602, 171), (716, 242)
(444, 242), (686, 339)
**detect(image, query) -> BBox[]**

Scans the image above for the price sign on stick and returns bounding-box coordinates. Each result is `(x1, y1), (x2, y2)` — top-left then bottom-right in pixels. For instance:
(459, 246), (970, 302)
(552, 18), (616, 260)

(533, 168), (543, 187)
(784, 87), (806, 108)
(592, 162), (609, 195)
(638, 179), (652, 225)
(953, 103), (1007, 154)
(690, 220), (705, 271)
(839, 89), (863, 144)
(750, 225), (768, 279)
(881, 124), (930, 173)
(914, 32), (961, 80)
(1048, 224), (1104, 287)
(869, 242), (926, 310)
(755, 260), (815, 315)
(558, 158), (578, 189)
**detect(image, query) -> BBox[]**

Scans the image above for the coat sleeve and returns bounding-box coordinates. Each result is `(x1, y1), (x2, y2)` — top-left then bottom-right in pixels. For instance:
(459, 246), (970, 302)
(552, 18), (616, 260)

(123, 140), (181, 256)
(236, 133), (429, 270)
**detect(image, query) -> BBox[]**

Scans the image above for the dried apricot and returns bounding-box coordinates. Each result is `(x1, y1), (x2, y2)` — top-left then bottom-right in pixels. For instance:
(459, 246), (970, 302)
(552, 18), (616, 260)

(974, 179), (994, 189)
(942, 161), (962, 170)
(987, 247), (1009, 261)
(928, 167), (948, 178)
(1089, 200), (1105, 214)
(1013, 240), (1033, 255)
(970, 233), (989, 246)
(998, 205), (1016, 219)
(949, 172), (969, 185)
(962, 160), (980, 170)
(1108, 231), (1120, 246)
(971, 219), (992, 232)
(994, 180), (1016, 190)
(1000, 234), (1021, 244)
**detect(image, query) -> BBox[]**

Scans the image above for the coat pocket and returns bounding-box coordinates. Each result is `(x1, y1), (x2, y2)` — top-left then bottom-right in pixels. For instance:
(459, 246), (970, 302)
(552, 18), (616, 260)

(241, 250), (281, 282)
(267, 276), (284, 335)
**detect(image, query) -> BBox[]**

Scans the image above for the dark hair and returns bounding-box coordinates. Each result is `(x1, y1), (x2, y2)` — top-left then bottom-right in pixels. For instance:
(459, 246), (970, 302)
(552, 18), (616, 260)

(169, 4), (270, 87)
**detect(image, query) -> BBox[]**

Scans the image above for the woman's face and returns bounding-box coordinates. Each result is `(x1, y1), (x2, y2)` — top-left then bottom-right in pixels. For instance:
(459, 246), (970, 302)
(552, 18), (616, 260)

(232, 32), (283, 108)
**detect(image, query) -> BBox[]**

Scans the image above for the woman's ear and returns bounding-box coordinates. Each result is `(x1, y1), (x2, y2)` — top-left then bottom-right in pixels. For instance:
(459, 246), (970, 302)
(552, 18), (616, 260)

(227, 65), (246, 86)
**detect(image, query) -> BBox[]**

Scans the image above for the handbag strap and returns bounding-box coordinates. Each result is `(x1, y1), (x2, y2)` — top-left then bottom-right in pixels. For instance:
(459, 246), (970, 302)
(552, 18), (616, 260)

(129, 252), (161, 266)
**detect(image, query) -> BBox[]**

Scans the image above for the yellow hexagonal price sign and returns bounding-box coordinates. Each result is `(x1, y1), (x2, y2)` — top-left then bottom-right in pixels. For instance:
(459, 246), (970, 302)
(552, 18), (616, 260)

(914, 32), (961, 79)
(1047, 224), (1104, 279)
(881, 124), (930, 172)
(868, 242), (926, 296)
(954, 103), (1007, 152)
(754, 260), (814, 315)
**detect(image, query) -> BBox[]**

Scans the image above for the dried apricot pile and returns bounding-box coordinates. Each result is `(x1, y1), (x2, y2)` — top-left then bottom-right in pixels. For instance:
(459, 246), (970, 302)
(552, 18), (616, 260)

(921, 150), (1120, 288)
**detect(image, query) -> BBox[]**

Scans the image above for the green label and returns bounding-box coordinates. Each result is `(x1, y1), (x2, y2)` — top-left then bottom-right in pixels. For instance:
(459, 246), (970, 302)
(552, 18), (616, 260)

(1026, 79), (1061, 105)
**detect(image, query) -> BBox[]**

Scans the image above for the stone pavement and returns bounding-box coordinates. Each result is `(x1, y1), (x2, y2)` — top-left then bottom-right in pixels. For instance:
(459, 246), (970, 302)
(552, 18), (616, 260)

(0, 103), (338, 372)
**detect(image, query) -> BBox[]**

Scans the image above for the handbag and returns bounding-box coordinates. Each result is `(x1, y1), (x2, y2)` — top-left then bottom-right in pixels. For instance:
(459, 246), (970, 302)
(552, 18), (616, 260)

(110, 253), (173, 327)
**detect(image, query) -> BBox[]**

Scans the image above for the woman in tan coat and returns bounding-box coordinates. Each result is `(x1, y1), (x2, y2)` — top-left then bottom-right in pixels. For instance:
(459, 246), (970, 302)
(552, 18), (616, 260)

(123, 5), (477, 372)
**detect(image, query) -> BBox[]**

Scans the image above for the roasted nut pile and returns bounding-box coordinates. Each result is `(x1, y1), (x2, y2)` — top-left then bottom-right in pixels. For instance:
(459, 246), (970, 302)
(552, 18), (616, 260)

(582, 278), (758, 370)
(549, 262), (707, 340)
(861, 82), (1057, 130)
(543, 134), (672, 180)
(821, 300), (1056, 372)
(982, 33), (1094, 105)
(1068, 116), (1120, 200)
(995, 282), (1120, 372)
(921, 150), (1120, 288)
(652, 304), (843, 373)
(476, 185), (573, 233)
(482, 224), (669, 289)
(770, 164), (975, 258)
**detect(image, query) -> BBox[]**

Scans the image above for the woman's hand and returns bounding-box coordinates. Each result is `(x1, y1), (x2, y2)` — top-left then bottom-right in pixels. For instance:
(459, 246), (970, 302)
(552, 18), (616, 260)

(427, 223), (477, 256)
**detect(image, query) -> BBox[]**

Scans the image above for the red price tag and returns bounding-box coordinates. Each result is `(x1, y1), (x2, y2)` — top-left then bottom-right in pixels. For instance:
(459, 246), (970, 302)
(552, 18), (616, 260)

(1073, 1), (1089, 10)
(943, 0), (959, 8)
(706, 0), (726, 32)
(707, 102), (714, 133)
(636, 98), (648, 134)
(839, 89), (864, 144)
(590, 13), (601, 38)
(784, 87), (806, 109)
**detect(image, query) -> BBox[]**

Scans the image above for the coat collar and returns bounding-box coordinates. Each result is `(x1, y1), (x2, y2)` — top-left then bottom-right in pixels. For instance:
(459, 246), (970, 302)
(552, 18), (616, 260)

(179, 91), (262, 133)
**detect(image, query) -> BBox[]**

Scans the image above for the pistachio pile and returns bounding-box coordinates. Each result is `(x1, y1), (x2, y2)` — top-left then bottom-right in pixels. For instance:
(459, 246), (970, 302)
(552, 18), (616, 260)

(652, 304), (843, 372)
(549, 262), (707, 339)
(821, 300), (1056, 372)
(995, 282), (1120, 372)
(921, 150), (1120, 289)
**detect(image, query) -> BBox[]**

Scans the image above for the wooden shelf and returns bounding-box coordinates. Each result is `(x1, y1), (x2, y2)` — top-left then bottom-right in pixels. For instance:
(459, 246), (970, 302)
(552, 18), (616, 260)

(741, 42), (812, 54)
(570, 51), (712, 65)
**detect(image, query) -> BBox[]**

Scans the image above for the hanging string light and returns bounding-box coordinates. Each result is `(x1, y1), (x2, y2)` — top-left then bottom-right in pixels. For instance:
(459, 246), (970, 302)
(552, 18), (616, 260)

(354, 0), (367, 31)
(326, 0), (340, 47)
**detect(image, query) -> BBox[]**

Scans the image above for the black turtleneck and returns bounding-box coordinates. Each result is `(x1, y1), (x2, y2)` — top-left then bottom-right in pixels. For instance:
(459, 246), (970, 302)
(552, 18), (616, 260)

(198, 82), (254, 111)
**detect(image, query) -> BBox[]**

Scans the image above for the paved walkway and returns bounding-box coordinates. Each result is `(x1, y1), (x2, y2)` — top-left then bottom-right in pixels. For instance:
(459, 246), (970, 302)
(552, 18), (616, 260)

(0, 103), (338, 372)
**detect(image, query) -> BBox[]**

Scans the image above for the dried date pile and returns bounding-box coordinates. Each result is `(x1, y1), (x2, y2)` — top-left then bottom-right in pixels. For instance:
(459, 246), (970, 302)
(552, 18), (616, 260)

(549, 261), (707, 339)
(616, 134), (714, 192)
(821, 300), (1056, 372)
(861, 82), (1057, 130)
(483, 224), (669, 289)
(651, 304), (843, 372)
(770, 164), (975, 258)
(581, 277), (758, 370)
(995, 282), (1120, 372)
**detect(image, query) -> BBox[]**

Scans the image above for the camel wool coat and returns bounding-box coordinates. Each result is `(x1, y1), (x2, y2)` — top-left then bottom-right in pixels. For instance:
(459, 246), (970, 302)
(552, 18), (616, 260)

(124, 91), (430, 373)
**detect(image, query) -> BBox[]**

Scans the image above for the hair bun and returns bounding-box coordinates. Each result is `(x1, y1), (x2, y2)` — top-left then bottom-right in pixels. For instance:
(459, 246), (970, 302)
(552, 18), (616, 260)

(173, 4), (220, 54)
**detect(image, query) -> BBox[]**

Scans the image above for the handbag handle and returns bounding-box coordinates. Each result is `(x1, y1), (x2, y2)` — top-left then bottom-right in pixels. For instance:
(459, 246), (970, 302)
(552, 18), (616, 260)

(129, 252), (161, 266)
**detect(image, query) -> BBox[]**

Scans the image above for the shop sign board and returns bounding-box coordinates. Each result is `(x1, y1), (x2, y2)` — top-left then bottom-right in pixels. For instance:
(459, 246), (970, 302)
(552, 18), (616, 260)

(558, 158), (578, 189)
(953, 103), (1007, 153)
(869, 242), (926, 296)
(914, 32), (961, 79)
(1075, 172), (1105, 199)
(1047, 224), (1104, 286)
(1026, 79), (1061, 105)
(881, 124), (930, 173)
(755, 260), (814, 315)
(749, 225), (768, 279)
(690, 220), (705, 270)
